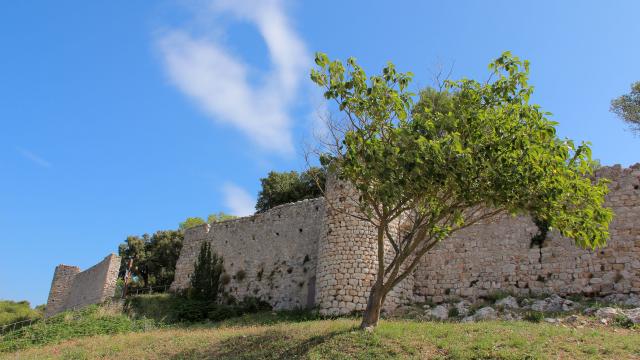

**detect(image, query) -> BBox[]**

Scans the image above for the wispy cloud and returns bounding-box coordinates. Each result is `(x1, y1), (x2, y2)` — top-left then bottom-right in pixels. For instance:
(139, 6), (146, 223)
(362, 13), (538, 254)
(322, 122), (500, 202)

(222, 183), (256, 216)
(17, 147), (52, 168)
(157, 0), (309, 155)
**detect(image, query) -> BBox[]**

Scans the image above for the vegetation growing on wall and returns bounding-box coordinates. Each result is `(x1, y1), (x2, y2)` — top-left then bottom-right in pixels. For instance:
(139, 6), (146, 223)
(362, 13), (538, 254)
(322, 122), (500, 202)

(255, 167), (326, 212)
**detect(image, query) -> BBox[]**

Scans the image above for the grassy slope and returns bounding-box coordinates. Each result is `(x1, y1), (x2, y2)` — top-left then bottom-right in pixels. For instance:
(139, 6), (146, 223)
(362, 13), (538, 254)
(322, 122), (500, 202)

(4, 312), (640, 360)
(0, 301), (42, 326)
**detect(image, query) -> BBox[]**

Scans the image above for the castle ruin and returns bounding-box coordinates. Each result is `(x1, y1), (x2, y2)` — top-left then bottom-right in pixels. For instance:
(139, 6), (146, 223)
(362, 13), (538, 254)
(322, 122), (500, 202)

(45, 254), (121, 317)
(171, 164), (640, 315)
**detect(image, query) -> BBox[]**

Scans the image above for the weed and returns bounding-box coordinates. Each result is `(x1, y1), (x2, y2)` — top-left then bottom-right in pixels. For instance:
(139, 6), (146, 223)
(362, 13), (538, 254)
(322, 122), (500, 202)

(523, 311), (544, 323)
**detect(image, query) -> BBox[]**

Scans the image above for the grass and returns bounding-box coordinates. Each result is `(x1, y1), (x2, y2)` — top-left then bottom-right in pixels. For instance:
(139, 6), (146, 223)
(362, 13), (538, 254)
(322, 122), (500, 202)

(0, 300), (42, 327)
(0, 305), (158, 353)
(3, 311), (639, 359)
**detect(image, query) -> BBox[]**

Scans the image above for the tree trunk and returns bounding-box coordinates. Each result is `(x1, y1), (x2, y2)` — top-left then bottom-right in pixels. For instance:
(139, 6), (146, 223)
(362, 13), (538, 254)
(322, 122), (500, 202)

(360, 284), (385, 330)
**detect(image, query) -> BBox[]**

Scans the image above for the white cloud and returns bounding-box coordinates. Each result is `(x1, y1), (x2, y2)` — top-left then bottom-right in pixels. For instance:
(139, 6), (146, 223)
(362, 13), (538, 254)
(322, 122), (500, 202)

(17, 147), (52, 168)
(157, 0), (309, 155)
(222, 183), (256, 216)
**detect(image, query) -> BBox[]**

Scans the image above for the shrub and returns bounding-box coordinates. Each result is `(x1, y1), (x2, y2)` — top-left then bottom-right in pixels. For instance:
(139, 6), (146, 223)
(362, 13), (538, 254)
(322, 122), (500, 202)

(190, 242), (224, 301)
(127, 294), (272, 324)
(236, 270), (247, 282)
(221, 273), (231, 286)
(485, 291), (510, 303)
(448, 307), (460, 318)
(172, 299), (210, 322)
(524, 311), (544, 323)
(0, 300), (42, 327)
(612, 314), (635, 329)
(207, 305), (239, 322)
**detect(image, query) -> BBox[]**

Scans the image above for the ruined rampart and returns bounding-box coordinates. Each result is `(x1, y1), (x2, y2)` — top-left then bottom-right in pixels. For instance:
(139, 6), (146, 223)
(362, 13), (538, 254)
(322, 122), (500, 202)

(171, 198), (325, 310)
(168, 164), (639, 315)
(44, 254), (121, 317)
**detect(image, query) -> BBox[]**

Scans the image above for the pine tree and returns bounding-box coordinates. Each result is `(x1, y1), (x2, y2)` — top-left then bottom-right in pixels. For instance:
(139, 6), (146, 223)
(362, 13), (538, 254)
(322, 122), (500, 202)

(190, 242), (224, 301)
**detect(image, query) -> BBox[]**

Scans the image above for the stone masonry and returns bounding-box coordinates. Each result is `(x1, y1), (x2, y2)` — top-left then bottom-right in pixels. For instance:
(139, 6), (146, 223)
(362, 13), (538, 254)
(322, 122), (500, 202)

(168, 164), (640, 315)
(45, 254), (121, 317)
(314, 176), (414, 315)
(413, 164), (640, 303)
(171, 198), (325, 310)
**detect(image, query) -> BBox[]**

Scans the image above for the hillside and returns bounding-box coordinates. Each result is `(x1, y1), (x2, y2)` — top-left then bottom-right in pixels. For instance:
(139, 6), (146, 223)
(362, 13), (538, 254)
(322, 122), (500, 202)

(0, 301), (42, 327)
(4, 313), (640, 359)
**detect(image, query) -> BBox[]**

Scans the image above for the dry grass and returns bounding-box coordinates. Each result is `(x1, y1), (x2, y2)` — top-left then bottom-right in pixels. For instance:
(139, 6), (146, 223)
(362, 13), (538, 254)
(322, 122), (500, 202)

(4, 315), (640, 359)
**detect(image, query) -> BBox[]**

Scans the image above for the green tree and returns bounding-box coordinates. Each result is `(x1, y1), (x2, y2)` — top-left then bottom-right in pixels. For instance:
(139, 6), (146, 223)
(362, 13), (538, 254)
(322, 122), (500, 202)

(190, 241), (224, 301)
(118, 230), (183, 289)
(255, 167), (326, 212)
(207, 212), (237, 223)
(179, 217), (206, 231)
(118, 235), (149, 288)
(311, 52), (612, 329)
(610, 81), (640, 134)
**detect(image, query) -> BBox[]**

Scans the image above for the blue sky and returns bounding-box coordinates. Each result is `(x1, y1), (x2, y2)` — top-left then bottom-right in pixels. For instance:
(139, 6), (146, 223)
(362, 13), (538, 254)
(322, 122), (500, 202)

(1, 1), (639, 306)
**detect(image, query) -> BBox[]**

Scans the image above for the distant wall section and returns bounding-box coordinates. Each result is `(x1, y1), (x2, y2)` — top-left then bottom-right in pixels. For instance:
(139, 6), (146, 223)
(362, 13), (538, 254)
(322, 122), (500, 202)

(171, 198), (325, 310)
(45, 254), (121, 317)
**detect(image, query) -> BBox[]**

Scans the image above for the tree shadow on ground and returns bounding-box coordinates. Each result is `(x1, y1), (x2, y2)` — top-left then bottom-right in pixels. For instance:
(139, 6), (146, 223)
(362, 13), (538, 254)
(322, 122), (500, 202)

(170, 327), (353, 360)
(185, 310), (354, 330)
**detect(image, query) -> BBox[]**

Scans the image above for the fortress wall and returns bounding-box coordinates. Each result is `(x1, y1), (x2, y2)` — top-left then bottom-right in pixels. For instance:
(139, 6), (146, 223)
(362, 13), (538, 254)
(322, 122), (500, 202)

(45, 265), (80, 317)
(413, 164), (640, 303)
(45, 254), (121, 317)
(65, 254), (121, 310)
(315, 176), (414, 315)
(169, 164), (639, 314)
(171, 198), (325, 310)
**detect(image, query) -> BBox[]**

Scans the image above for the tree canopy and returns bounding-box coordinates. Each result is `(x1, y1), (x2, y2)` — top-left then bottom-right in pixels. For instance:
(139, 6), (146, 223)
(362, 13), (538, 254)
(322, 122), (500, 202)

(118, 230), (183, 289)
(311, 51), (613, 329)
(611, 81), (640, 134)
(255, 167), (326, 212)
(179, 212), (238, 231)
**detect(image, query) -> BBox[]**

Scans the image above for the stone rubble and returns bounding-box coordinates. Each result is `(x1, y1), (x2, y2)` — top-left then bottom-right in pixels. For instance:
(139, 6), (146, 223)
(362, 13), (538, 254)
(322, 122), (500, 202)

(495, 296), (520, 309)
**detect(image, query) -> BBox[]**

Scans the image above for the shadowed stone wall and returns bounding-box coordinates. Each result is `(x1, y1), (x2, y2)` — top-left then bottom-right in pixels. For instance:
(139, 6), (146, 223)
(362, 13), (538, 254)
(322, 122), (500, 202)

(171, 198), (325, 310)
(45, 254), (121, 317)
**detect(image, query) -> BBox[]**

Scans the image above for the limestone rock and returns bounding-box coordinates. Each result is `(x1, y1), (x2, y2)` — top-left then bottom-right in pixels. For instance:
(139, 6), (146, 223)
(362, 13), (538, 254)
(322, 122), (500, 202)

(624, 295), (640, 308)
(427, 305), (449, 320)
(454, 300), (471, 316)
(595, 307), (622, 320)
(564, 315), (579, 324)
(530, 295), (576, 312)
(622, 308), (640, 324)
(473, 307), (498, 321)
(495, 296), (519, 309)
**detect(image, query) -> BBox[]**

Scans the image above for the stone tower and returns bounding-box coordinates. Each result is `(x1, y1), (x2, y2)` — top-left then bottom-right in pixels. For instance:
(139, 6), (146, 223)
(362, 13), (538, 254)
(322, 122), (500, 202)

(315, 175), (414, 315)
(45, 264), (80, 317)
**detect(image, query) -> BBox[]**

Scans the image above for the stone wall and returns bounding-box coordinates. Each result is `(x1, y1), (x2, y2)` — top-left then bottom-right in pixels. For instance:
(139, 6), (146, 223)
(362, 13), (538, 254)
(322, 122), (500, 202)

(44, 265), (80, 317)
(171, 198), (325, 310)
(315, 176), (413, 315)
(413, 164), (640, 303)
(169, 164), (639, 315)
(45, 254), (121, 317)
